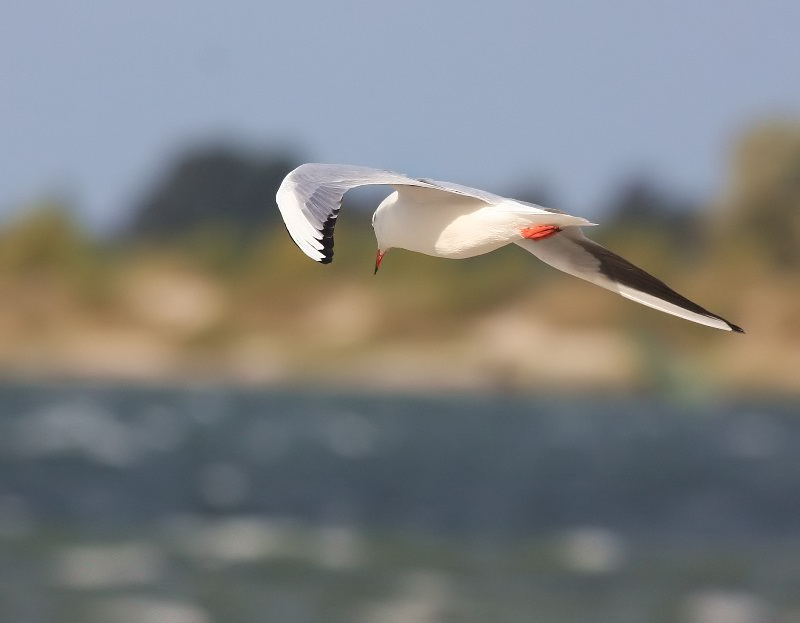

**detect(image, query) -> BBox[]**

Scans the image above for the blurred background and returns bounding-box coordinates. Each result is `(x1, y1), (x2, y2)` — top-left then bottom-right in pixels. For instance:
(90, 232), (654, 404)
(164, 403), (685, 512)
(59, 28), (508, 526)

(1, 1), (799, 621)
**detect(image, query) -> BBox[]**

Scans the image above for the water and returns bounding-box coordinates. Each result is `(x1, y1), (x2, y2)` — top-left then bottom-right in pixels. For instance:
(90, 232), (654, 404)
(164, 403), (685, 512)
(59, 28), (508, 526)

(0, 383), (798, 622)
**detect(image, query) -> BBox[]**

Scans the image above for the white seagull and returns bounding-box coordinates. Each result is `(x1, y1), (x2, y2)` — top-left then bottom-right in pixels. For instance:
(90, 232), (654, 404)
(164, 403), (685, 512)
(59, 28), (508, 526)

(276, 163), (743, 333)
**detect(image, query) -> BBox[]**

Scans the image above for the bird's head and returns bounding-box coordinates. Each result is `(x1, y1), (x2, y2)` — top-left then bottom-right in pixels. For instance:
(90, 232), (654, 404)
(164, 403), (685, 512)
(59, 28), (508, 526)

(371, 196), (395, 274)
(373, 248), (388, 274)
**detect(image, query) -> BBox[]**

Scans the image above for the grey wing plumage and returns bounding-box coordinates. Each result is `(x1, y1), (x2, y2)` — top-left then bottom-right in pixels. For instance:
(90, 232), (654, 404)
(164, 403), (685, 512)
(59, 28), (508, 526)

(275, 164), (429, 263)
(276, 163), (543, 263)
(516, 229), (744, 332)
(419, 178), (564, 216)
(416, 177), (509, 206)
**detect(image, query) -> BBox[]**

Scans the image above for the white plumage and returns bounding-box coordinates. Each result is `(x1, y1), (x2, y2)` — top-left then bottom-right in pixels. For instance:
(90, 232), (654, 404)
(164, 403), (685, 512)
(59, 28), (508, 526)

(276, 163), (743, 333)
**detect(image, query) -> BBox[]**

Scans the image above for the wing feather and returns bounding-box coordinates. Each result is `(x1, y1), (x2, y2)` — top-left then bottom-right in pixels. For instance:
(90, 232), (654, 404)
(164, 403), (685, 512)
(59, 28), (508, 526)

(516, 229), (744, 332)
(277, 164), (452, 263)
(276, 163), (565, 263)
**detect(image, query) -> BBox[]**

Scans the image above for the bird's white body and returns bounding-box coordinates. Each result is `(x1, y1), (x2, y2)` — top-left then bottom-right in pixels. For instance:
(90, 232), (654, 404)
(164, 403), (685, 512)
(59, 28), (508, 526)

(276, 163), (743, 333)
(373, 187), (589, 259)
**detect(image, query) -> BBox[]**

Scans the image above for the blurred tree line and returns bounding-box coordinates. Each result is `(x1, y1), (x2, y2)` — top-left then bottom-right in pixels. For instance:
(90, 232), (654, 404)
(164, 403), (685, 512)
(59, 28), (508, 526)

(715, 120), (800, 270)
(125, 147), (296, 241)
(124, 120), (800, 267)
(120, 149), (704, 245)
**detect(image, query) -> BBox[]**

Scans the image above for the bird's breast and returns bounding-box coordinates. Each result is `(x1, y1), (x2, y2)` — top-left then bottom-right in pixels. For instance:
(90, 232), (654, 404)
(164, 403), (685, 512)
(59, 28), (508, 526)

(377, 193), (528, 259)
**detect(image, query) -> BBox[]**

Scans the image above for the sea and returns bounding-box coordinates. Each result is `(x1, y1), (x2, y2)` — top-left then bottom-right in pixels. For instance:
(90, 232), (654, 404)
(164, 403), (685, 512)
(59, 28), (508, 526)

(0, 382), (799, 622)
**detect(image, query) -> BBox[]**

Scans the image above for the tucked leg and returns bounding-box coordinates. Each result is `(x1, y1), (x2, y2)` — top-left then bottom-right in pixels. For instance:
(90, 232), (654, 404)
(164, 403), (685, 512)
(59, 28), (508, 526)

(521, 224), (562, 241)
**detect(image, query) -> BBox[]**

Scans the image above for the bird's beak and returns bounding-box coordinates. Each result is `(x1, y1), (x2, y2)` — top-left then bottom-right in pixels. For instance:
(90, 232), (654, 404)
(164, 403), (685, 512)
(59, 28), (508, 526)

(374, 249), (386, 275)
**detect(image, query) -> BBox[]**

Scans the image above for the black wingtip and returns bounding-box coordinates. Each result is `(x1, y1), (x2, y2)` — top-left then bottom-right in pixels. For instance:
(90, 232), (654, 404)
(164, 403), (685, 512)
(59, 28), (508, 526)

(318, 213), (337, 264)
(573, 239), (746, 335)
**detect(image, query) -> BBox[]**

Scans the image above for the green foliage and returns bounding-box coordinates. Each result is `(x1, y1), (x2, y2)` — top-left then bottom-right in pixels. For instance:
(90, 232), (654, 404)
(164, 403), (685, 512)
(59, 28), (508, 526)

(717, 120), (800, 270)
(0, 203), (85, 273)
(0, 203), (112, 302)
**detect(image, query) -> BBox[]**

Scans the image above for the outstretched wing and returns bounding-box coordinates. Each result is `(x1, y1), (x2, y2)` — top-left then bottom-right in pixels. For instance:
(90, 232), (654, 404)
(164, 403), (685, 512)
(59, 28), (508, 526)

(516, 229), (744, 332)
(277, 164), (492, 263)
(276, 164), (428, 263)
(276, 163), (562, 263)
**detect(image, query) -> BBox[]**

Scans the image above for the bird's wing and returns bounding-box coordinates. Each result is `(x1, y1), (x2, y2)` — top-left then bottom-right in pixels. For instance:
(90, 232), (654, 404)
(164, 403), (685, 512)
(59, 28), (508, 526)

(276, 164), (430, 263)
(419, 179), (568, 217)
(415, 176), (513, 206)
(276, 163), (564, 263)
(516, 229), (743, 332)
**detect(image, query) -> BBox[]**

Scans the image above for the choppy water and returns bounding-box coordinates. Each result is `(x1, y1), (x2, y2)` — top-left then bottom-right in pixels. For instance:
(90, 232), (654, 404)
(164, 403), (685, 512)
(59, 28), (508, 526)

(0, 383), (799, 622)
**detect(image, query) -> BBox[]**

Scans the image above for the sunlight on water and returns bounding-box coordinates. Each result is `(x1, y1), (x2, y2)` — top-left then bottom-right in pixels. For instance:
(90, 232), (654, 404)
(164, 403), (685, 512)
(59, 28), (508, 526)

(359, 570), (455, 623)
(14, 399), (140, 466)
(322, 410), (378, 459)
(559, 527), (626, 574)
(314, 525), (367, 569)
(51, 542), (164, 590)
(721, 412), (784, 460)
(90, 597), (210, 623)
(682, 591), (767, 623)
(165, 516), (303, 566)
(1, 384), (800, 622)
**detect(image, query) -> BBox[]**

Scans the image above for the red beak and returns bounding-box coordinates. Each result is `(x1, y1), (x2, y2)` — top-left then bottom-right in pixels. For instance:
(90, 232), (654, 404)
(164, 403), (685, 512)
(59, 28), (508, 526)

(374, 250), (385, 275)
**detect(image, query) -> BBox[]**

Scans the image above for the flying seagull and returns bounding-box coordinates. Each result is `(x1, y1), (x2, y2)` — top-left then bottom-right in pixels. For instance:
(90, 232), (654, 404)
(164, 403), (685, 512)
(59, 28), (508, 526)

(276, 163), (743, 333)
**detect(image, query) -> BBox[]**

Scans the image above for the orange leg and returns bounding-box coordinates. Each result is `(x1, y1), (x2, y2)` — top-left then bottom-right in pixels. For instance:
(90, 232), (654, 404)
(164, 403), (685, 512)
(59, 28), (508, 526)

(521, 224), (562, 241)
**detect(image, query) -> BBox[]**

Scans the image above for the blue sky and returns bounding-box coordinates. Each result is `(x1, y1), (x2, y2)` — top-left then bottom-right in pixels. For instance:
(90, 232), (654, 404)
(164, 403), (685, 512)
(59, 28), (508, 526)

(2, 0), (799, 231)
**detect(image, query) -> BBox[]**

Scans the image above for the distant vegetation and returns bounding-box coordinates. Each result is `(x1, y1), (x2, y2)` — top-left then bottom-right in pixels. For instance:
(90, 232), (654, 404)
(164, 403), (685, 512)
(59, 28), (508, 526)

(714, 120), (800, 270)
(0, 120), (798, 393)
(124, 147), (297, 241)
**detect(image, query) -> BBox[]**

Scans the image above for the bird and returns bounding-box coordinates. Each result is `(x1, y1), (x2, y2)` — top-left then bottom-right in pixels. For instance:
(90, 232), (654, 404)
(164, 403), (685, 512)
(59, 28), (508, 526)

(276, 163), (743, 333)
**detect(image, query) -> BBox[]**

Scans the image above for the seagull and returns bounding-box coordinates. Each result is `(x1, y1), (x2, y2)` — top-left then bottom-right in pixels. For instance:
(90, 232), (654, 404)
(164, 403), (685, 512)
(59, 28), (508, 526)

(276, 163), (743, 333)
